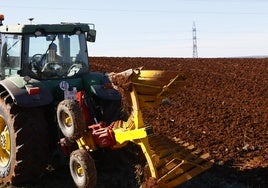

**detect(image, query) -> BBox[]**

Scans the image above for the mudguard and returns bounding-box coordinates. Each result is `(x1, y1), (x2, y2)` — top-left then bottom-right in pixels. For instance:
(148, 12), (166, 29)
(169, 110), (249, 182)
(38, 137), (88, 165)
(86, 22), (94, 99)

(0, 79), (53, 107)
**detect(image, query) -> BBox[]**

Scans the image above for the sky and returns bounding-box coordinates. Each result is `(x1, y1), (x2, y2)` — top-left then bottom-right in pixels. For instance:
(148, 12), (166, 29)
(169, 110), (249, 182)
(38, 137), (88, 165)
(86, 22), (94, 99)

(1, 0), (268, 58)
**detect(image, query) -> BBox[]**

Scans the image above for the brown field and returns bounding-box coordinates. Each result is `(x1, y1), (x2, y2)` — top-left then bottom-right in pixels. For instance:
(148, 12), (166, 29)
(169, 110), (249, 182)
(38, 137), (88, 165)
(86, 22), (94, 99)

(1, 57), (267, 188)
(90, 57), (268, 187)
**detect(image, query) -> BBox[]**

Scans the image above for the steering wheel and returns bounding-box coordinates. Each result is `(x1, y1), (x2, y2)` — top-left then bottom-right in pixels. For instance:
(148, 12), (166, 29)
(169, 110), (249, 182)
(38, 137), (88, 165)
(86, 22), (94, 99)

(30, 54), (44, 71)
(42, 62), (63, 72)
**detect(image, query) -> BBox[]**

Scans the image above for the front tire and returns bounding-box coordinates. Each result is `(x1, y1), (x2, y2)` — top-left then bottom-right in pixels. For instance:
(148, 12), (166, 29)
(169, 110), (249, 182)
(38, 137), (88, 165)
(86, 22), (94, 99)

(57, 100), (86, 140)
(70, 149), (97, 188)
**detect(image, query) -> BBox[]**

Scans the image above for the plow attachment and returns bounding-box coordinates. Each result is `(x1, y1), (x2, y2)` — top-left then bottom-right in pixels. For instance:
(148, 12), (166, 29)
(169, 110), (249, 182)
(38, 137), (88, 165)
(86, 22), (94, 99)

(110, 69), (213, 187)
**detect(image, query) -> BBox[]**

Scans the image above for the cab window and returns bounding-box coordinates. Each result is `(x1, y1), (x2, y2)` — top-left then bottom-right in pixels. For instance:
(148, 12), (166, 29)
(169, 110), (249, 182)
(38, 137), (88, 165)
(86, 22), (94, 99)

(0, 34), (21, 79)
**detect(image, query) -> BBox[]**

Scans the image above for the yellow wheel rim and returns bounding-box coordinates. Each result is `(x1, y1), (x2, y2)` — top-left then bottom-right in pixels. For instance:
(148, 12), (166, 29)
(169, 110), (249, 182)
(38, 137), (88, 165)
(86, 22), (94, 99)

(76, 163), (84, 176)
(62, 112), (72, 127)
(0, 116), (10, 167)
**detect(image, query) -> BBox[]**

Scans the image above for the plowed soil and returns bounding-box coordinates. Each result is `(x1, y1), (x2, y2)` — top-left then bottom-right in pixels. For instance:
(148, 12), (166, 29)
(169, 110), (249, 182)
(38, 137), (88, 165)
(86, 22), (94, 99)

(1, 57), (267, 188)
(90, 57), (268, 187)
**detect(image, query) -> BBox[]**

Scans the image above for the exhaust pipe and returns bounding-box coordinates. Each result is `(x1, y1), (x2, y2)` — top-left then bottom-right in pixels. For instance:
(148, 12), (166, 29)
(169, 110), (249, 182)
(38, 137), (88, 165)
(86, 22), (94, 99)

(0, 14), (4, 26)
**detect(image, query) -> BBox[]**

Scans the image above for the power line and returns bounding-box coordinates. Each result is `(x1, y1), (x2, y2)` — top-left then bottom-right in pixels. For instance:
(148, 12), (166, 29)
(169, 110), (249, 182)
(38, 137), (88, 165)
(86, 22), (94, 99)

(2, 5), (268, 15)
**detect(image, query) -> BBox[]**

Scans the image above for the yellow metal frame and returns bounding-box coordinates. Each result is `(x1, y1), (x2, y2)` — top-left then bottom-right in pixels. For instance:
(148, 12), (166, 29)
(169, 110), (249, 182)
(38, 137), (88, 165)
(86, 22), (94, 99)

(111, 69), (186, 179)
(76, 69), (212, 187)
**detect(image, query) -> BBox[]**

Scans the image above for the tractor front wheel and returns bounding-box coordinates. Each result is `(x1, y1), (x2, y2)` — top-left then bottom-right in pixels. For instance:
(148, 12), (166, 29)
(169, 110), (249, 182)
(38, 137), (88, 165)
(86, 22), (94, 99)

(57, 100), (86, 140)
(70, 149), (97, 188)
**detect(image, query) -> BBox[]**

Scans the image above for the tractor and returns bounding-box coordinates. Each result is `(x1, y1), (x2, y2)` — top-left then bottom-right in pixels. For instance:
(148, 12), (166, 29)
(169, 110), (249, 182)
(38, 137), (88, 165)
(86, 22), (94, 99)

(0, 14), (212, 187)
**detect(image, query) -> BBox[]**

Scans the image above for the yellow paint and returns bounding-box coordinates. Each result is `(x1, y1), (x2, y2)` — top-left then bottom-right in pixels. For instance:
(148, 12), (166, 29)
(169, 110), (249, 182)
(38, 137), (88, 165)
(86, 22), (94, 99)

(0, 116), (10, 167)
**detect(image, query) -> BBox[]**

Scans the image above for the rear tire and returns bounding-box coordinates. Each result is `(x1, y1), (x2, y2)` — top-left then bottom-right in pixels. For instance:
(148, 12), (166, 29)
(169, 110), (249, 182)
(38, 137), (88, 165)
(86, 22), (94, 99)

(0, 94), (49, 185)
(70, 149), (97, 188)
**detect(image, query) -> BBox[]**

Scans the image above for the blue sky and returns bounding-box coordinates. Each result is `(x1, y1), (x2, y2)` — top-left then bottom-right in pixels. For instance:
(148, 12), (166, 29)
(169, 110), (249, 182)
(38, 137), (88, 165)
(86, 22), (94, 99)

(2, 0), (268, 57)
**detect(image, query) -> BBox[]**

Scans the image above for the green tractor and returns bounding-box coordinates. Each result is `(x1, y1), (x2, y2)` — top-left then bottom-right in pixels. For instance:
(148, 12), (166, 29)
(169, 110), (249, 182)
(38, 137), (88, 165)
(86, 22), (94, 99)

(0, 15), (102, 186)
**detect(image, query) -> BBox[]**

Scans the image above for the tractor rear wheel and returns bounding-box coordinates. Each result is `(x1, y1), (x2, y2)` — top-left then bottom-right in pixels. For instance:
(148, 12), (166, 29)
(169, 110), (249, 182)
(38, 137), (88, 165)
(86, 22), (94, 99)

(70, 149), (97, 188)
(57, 100), (86, 140)
(0, 95), (49, 185)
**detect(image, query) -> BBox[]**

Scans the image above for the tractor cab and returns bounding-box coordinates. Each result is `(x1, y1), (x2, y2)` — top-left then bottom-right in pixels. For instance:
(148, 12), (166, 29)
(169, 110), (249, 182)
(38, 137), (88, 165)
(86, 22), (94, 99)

(0, 18), (96, 80)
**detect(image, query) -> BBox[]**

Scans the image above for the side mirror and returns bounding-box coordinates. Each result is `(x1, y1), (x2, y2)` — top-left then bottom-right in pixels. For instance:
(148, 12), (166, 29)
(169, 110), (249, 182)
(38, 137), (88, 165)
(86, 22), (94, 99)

(86, 29), (96, 42)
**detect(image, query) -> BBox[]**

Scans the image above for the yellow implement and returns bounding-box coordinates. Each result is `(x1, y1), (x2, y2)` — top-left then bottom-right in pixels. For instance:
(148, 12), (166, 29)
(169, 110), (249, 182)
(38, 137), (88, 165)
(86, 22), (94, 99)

(77, 68), (213, 187)
(110, 69), (213, 187)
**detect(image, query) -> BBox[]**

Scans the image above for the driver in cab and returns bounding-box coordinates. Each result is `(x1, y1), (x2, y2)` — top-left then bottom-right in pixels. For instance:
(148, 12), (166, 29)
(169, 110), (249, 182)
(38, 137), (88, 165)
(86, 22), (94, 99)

(46, 43), (63, 64)
(42, 43), (63, 73)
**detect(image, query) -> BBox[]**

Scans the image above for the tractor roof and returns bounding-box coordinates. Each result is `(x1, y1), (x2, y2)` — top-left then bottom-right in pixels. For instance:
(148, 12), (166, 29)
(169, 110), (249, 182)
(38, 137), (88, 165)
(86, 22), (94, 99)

(0, 23), (91, 35)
